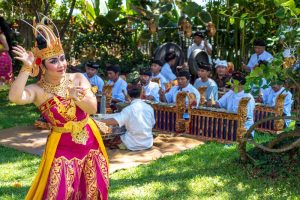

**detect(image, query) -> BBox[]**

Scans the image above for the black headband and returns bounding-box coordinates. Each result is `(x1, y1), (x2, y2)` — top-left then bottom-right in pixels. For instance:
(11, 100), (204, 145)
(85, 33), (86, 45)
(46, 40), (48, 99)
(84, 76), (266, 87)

(106, 65), (120, 73)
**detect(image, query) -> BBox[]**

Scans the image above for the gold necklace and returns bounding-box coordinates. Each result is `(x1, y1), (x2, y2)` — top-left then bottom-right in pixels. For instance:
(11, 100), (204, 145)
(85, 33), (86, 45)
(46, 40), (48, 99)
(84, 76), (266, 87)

(38, 74), (71, 98)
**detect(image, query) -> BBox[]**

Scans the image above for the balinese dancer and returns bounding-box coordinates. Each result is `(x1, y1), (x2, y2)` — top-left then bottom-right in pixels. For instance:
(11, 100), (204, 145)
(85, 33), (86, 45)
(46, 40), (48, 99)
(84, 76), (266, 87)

(0, 16), (13, 84)
(9, 18), (109, 199)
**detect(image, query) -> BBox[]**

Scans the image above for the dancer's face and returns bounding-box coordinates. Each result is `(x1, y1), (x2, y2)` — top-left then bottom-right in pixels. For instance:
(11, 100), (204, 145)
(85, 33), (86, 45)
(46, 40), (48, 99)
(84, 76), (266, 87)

(44, 54), (67, 78)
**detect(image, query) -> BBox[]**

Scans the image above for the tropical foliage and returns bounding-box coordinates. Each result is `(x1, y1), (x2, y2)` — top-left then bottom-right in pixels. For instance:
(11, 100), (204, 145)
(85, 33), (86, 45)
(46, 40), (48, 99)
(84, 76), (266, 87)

(2, 0), (299, 72)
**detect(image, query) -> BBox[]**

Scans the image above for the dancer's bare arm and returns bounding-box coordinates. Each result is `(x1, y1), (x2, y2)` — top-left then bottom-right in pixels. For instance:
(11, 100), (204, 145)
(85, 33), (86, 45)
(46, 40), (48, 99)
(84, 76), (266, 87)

(9, 45), (37, 105)
(70, 73), (98, 114)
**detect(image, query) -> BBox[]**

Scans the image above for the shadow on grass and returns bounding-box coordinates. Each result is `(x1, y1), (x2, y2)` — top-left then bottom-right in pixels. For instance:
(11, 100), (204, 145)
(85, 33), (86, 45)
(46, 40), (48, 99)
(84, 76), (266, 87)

(0, 146), (39, 199)
(0, 186), (30, 200)
(0, 90), (40, 130)
(109, 143), (300, 200)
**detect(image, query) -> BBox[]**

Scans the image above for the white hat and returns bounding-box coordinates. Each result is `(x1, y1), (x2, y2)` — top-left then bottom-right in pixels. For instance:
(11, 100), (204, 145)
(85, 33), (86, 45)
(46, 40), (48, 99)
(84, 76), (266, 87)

(215, 59), (228, 68)
(283, 49), (292, 58)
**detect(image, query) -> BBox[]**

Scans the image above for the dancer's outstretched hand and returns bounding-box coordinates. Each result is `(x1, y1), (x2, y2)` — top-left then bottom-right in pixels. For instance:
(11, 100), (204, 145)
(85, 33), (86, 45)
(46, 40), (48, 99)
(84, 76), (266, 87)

(12, 45), (34, 67)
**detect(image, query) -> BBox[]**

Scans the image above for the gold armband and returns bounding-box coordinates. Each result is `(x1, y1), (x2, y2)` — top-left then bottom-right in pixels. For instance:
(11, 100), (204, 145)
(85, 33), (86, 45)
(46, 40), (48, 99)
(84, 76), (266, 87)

(20, 64), (39, 77)
(91, 86), (98, 94)
(20, 65), (32, 75)
(73, 91), (87, 102)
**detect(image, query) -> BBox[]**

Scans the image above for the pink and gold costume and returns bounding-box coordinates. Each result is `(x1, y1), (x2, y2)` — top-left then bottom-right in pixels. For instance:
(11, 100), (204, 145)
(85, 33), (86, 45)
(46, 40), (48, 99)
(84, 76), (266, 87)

(0, 37), (13, 82)
(26, 96), (109, 199)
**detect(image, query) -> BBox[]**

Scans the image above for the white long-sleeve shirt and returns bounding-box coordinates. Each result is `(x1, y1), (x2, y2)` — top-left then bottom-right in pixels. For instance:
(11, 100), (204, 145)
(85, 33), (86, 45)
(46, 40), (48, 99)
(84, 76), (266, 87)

(165, 83), (200, 107)
(152, 73), (168, 91)
(187, 41), (212, 63)
(217, 90), (255, 131)
(262, 87), (293, 127)
(113, 99), (155, 151)
(161, 63), (176, 82)
(247, 51), (273, 71)
(143, 81), (160, 102)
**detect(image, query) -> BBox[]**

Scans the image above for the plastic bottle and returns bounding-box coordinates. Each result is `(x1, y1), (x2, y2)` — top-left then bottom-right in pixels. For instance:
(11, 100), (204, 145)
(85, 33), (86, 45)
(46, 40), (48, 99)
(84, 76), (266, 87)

(100, 94), (106, 114)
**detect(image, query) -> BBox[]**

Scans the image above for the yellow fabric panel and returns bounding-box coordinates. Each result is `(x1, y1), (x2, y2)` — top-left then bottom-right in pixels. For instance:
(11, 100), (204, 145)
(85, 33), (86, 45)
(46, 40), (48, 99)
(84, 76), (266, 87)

(88, 117), (109, 168)
(25, 117), (109, 200)
(25, 131), (61, 200)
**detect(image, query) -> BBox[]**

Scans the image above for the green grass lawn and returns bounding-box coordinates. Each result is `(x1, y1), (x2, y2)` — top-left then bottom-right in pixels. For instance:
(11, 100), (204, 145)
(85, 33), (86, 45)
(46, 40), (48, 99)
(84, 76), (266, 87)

(0, 146), (40, 199)
(0, 139), (299, 200)
(0, 88), (299, 199)
(0, 87), (39, 130)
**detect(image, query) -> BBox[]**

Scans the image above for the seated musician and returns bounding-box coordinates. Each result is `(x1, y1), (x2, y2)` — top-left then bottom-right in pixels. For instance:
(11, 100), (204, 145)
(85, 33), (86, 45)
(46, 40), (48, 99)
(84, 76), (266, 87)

(212, 59), (231, 91)
(242, 39), (273, 72)
(140, 70), (160, 102)
(106, 65), (128, 108)
(100, 87), (155, 151)
(83, 61), (104, 93)
(210, 72), (255, 136)
(187, 32), (212, 63)
(161, 51), (177, 82)
(193, 60), (218, 102)
(151, 59), (168, 91)
(159, 70), (200, 106)
(258, 82), (293, 127)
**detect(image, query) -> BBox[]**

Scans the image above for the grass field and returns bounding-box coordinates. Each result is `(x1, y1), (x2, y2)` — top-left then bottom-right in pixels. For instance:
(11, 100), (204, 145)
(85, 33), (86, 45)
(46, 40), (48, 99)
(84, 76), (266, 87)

(0, 88), (299, 199)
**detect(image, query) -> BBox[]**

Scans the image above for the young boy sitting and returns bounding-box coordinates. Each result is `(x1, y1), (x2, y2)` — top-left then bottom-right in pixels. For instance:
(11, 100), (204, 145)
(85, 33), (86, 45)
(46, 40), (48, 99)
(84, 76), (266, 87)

(210, 72), (255, 136)
(100, 87), (155, 151)
(193, 60), (218, 102)
(260, 83), (293, 127)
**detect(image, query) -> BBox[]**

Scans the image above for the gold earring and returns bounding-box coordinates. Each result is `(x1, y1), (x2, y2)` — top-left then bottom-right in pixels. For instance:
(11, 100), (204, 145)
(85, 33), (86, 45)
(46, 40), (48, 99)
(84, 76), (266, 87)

(41, 66), (46, 75)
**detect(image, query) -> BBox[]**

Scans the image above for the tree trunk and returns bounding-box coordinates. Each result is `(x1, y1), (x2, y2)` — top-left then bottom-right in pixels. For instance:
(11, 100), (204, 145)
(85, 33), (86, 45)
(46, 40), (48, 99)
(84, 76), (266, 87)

(238, 139), (247, 162)
(59, 0), (76, 39)
(30, 0), (40, 22)
(43, 0), (49, 15)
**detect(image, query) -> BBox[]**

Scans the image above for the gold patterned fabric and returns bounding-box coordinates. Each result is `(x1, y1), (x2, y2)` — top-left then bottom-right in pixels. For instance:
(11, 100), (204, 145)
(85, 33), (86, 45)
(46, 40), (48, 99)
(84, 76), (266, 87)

(39, 96), (90, 145)
(37, 96), (109, 199)
(44, 149), (109, 200)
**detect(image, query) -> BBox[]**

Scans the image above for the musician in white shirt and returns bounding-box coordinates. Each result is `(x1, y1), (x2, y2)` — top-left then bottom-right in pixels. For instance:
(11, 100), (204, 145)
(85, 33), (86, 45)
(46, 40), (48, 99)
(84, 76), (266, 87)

(140, 70), (160, 102)
(151, 60), (168, 91)
(211, 72), (255, 136)
(260, 84), (293, 127)
(106, 65), (128, 103)
(100, 88), (155, 151)
(242, 39), (273, 72)
(187, 32), (212, 63)
(161, 51), (177, 82)
(159, 70), (200, 107)
(83, 62), (104, 93)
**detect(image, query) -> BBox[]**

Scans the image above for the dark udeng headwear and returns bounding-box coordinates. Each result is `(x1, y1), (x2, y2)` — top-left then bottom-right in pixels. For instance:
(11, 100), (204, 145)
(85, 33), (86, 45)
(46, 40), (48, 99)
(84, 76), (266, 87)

(140, 70), (152, 76)
(197, 62), (212, 71)
(194, 31), (204, 38)
(253, 39), (266, 47)
(151, 59), (164, 66)
(165, 51), (177, 62)
(106, 65), (120, 73)
(231, 71), (246, 85)
(86, 61), (100, 69)
(177, 70), (191, 80)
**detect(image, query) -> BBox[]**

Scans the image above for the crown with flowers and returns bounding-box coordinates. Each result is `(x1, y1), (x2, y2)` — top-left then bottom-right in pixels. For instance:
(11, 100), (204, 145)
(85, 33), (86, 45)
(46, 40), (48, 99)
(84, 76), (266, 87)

(31, 18), (64, 65)
(22, 16), (64, 76)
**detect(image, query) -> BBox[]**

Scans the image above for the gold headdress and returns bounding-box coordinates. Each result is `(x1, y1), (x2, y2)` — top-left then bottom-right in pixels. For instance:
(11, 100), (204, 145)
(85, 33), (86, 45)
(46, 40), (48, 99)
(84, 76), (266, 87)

(21, 16), (64, 77)
(31, 17), (64, 61)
